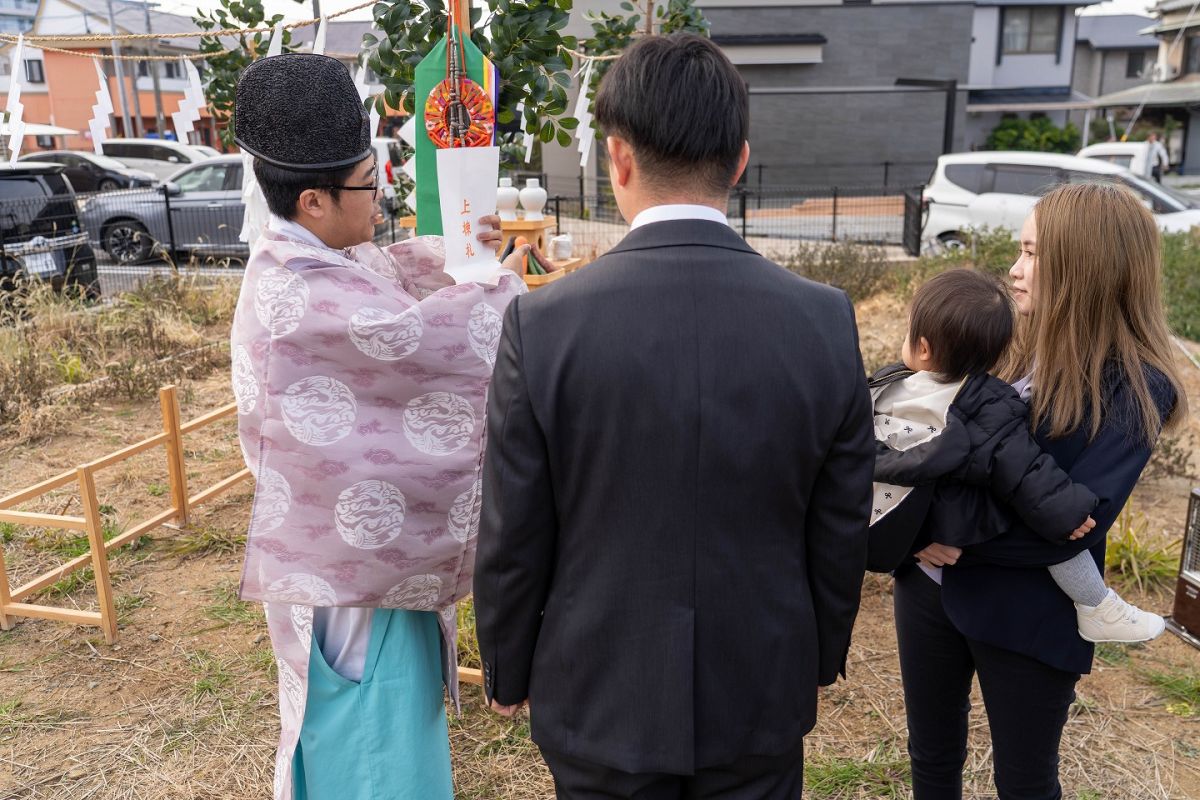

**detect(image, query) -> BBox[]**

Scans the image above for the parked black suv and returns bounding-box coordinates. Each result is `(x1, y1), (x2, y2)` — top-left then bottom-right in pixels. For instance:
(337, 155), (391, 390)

(0, 164), (100, 299)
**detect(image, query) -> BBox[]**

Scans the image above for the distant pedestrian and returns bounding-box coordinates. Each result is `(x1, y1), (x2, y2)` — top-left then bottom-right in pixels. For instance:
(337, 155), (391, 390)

(1148, 132), (1170, 182)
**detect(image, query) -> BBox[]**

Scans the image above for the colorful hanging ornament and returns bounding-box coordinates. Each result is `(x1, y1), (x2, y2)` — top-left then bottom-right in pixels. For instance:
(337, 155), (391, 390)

(88, 58), (113, 156)
(413, 12), (498, 235)
(5, 34), (26, 165)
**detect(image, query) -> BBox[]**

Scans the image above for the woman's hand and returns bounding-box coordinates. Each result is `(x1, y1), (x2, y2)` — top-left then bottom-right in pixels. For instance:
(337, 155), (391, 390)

(1068, 516), (1097, 541)
(914, 543), (962, 568)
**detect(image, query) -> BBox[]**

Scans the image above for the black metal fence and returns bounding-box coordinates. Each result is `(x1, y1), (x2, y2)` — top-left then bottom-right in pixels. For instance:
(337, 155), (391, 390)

(0, 182), (919, 301)
(550, 185), (918, 260)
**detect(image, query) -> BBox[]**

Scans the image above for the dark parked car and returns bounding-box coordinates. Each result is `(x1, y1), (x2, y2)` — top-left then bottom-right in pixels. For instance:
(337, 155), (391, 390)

(81, 155), (247, 264)
(19, 151), (155, 192)
(0, 163), (100, 298)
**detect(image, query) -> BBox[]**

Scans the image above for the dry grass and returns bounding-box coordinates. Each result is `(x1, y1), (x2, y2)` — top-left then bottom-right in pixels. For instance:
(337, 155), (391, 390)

(1, 302), (1200, 799)
(0, 273), (237, 440)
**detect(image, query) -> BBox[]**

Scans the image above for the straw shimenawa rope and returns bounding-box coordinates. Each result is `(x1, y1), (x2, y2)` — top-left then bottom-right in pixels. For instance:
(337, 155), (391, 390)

(0, 0), (376, 61)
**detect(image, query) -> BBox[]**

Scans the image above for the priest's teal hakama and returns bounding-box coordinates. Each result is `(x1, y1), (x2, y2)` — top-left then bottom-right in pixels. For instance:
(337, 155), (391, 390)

(291, 609), (452, 800)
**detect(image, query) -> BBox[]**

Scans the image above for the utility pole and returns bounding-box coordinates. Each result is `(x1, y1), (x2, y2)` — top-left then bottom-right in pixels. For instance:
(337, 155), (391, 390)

(105, 0), (134, 138)
(143, 0), (165, 137)
(313, 0), (321, 19)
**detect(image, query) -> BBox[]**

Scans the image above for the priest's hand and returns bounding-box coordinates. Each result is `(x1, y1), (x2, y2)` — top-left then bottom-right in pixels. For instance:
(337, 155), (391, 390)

(476, 214), (505, 253)
(488, 697), (527, 717)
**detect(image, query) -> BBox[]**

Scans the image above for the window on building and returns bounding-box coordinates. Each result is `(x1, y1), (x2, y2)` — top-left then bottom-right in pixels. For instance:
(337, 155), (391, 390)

(1127, 50), (1146, 79)
(1186, 36), (1200, 76)
(137, 60), (183, 80)
(1001, 7), (1060, 55)
(23, 58), (43, 84)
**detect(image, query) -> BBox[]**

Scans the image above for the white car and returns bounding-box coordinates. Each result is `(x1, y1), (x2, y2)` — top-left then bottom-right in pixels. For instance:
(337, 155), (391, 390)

(922, 151), (1200, 250)
(1077, 142), (1154, 180)
(99, 138), (215, 182)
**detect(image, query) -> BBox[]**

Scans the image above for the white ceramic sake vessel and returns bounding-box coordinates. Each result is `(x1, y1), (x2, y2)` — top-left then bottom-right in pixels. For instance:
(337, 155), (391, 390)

(497, 177), (520, 221)
(519, 178), (547, 221)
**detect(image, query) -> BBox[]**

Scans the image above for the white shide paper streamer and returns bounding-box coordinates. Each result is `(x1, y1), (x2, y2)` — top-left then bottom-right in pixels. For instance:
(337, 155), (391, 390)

(5, 35), (26, 165)
(88, 58), (113, 155)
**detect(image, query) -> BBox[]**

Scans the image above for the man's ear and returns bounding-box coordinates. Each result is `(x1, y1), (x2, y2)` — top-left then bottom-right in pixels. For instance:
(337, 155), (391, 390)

(607, 136), (635, 189)
(730, 141), (751, 187)
(296, 188), (326, 220)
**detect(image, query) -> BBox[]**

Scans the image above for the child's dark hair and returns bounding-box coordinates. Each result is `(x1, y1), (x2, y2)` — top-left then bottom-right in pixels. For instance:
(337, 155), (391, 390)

(909, 268), (1015, 381)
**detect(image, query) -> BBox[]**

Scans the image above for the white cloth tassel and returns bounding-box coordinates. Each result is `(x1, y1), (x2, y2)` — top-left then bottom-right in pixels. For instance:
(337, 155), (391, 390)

(89, 58), (113, 156)
(171, 59), (205, 143)
(5, 35), (26, 164)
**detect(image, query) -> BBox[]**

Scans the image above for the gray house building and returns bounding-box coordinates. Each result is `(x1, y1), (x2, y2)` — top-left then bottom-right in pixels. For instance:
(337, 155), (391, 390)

(1095, 0), (1200, 175)
(543, 0), (1107, 193)
(1068, 13), (1157, 136)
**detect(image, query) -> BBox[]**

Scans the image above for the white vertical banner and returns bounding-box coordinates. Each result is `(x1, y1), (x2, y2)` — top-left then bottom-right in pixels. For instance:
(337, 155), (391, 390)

(267, 21), (286, 57)
(436, 146), (502, 285)
(171, 59), (205, 143)
(5, 34), (26, 164)
(312, 16), (328, 55)
(89, 58), (113, 155)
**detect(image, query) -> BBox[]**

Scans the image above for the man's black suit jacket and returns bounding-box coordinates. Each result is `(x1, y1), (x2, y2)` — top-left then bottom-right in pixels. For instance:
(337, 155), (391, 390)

(474, 218), (874, 775)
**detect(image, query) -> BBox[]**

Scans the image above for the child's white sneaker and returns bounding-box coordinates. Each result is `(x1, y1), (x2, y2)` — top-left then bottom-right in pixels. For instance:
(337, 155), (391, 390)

(1076, 589), (1165, 643)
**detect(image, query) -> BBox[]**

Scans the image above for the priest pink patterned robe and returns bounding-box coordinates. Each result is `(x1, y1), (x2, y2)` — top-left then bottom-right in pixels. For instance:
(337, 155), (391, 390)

(231, 228), (524, 800)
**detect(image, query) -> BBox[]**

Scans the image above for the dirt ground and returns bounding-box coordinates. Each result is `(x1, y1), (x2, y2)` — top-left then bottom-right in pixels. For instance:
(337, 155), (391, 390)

(1, 296), (1199, 799)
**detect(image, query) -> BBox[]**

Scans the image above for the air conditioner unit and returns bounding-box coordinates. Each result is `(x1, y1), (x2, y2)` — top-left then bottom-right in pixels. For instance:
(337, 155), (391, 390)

(1154, 61), (1180, 83)
(1167, 488), (1200, 650)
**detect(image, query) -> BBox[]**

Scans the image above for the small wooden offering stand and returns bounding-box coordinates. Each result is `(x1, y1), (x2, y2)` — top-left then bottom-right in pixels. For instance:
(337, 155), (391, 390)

(501, 218), (557, 254)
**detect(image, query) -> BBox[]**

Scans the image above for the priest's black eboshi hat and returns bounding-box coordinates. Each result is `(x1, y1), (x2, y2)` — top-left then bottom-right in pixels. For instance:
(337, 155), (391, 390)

(234, 54), (372, 172)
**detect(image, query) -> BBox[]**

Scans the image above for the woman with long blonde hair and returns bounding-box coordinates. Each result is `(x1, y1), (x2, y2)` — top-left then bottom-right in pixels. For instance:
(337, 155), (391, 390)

(893, 182), (1187, 799)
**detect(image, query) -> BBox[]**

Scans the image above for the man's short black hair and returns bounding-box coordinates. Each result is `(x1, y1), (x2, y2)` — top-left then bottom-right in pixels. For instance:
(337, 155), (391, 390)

(593, 32), (748, 197)
(253, 158), (359, 220)
(909, 268), (1015, 381)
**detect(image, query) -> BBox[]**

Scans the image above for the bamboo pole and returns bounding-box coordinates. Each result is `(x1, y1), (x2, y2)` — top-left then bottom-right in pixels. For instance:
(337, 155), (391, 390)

(78, 466), (118, 644)
(160, 386), (190, 527)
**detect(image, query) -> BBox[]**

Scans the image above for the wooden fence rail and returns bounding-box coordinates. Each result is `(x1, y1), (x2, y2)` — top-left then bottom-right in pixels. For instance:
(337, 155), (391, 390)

(0, 385), (251, 643)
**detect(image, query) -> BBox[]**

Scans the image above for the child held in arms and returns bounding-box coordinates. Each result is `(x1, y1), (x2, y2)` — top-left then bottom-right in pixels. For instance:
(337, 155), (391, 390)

(869, 268), (1163, 644)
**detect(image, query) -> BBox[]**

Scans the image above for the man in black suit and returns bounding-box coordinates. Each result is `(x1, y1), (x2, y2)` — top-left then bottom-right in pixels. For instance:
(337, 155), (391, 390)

(473, 33), (874, 799)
